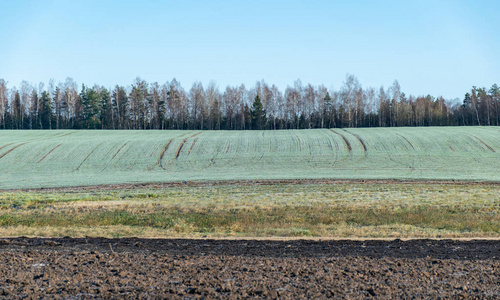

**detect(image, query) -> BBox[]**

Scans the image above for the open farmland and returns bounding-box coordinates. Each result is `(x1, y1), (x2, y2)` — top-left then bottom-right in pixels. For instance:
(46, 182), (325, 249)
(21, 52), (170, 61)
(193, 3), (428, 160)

(1, 182), (500, 238)
(2, 127), (500, 298)
(1, 237), (500, 298)
(0, 126), (499, 189)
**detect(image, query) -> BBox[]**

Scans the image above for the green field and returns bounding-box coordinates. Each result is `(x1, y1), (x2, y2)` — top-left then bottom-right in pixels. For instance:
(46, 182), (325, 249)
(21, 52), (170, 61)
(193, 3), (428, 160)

(1, 127), (500, 238)
(0, 127), (499, 189)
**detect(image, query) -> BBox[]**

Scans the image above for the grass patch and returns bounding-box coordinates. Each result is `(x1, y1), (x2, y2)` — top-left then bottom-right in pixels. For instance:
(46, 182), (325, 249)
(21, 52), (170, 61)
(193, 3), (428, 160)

(0, 182), (499, 238)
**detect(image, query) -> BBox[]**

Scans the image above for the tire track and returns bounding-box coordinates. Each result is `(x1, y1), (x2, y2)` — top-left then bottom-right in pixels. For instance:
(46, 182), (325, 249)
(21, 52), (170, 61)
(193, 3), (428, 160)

(154, 133), (192, 170)
(388, 133), (418, 171)
(343, 129), (367, 158)
(175, 132), (203, 159)
(37, 144), (62, 163)
(328, 129), (351, 165)
(0, 143), (14, 152)
(395, 133), (415, 151)
(56, 132), (75, 138)
(75, 143), (103, 171)
(0, 143), (27, 160)
(188, 138), (199, 155)
(112, 142), (129, 160)
(215, 134), (240, 169)
(157, 139), (175, 170)
(471, 135), (496, 153)
(322, 130), (339, 167)
(292, 131), (302, 151)
(329, 129), (351, 153)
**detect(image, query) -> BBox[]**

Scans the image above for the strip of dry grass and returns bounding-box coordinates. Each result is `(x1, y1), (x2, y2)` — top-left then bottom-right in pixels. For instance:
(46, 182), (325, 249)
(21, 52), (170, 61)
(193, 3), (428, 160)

(0, 182), (499, 238)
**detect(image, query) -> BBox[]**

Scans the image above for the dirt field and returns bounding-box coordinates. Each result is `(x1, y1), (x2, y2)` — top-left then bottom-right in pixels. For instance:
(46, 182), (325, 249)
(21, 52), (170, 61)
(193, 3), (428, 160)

(1, 238), (499, 298)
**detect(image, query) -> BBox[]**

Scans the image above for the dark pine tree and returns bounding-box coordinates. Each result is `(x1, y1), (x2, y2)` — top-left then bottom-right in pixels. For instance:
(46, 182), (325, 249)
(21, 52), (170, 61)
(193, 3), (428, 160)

(40, 91), (52, 129)
(251, 95), (267, 130)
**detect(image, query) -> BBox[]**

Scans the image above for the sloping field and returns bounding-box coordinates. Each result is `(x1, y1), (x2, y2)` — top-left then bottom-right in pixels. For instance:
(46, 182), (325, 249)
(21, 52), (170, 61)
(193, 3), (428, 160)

(0, 127), (498, 189)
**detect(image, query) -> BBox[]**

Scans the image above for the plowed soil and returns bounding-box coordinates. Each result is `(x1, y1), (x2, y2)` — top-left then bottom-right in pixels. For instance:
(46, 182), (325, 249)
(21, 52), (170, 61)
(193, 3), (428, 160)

(1, 238), (499, 299)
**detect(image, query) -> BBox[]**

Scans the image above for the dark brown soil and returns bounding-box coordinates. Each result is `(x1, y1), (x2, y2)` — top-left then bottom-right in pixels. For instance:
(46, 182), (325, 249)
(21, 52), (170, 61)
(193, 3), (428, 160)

(1, 238), (499, 299)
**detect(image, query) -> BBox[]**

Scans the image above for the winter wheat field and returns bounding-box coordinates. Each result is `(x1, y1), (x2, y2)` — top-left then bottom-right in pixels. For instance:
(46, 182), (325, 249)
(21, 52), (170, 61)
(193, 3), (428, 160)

(1, 126), (499, 189)
(1, 127), (500, 298)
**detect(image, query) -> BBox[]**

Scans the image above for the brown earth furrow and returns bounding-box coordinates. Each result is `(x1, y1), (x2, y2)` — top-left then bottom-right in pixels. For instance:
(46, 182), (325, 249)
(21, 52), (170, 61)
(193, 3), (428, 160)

(188, 137), (199, 155)
(59, 132), (75, 137)
(175, 132), (203, 159)
(329, 129), (351, 153)
(75, 144), (102, 171)
(37, 144), (62, 163)
(112, 142), (129, 160)
(396, 133), (415, 150)
(472, 135), (496, 152)
(157, 139), (175, 170)
(343, 129), (367, 157)
(0, 143), (27, 160)
(0, 143), (14, 152)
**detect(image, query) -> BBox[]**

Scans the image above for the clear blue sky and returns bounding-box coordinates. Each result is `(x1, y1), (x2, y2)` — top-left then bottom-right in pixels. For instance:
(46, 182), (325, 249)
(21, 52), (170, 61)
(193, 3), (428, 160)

(1, 0), (499, 100)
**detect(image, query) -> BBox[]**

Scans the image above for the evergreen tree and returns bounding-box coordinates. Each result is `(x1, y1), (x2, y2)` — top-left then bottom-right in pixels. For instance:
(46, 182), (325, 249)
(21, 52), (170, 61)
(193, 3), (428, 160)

(40, 91), (52, 129)
(323, 92), (332, 128)
(251, 95), (266, 130)
(100, 87), (112, 129)
(80, 85), (101, 129)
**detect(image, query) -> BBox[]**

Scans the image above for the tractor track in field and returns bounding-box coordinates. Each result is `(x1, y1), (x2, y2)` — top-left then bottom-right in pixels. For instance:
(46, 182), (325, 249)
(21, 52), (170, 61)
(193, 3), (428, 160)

(37, 144), (62, 163)
(1, 237), (500, 298)
(329, 129), (352, 153)
(56, 132), (75, 138)
(325, 131), (340, 167)
(0, 143), (28, 160)
(471, 135), (496, 153)
(395, 133), (416, 150)
(342, 129), (367, 159)
(155, 132), (199, 170)
(292, 131), (302, 151)
(392, 133), (418, 170)
(0, 143), (14, 152)
(174, 132), (203, 159)
(75, 143), (103, 171)
(213, 135), (242, 170)
(188, 137), (199, 155)
(328, 129), (351, 165)
(111, 142), (129, 160)
(156, 139), (175, 170)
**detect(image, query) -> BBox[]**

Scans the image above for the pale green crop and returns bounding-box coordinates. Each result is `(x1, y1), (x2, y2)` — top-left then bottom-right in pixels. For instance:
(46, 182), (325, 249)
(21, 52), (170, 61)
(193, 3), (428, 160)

(0, 127), (498, 189)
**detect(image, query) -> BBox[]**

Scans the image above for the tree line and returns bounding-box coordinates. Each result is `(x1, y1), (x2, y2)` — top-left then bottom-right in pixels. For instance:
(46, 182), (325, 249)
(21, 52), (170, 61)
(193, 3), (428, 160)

(0, 75), (498, 130)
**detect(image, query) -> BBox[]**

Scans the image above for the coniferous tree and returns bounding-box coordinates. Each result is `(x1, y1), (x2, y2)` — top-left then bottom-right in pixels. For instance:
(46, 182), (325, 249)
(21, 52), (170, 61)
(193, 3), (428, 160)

(40, 91), (52, 129)
(323, 92), (332, 128)
(251, 95), (266, 130)
(100, 87), (112, 129)
(81, 85), (101, 129)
